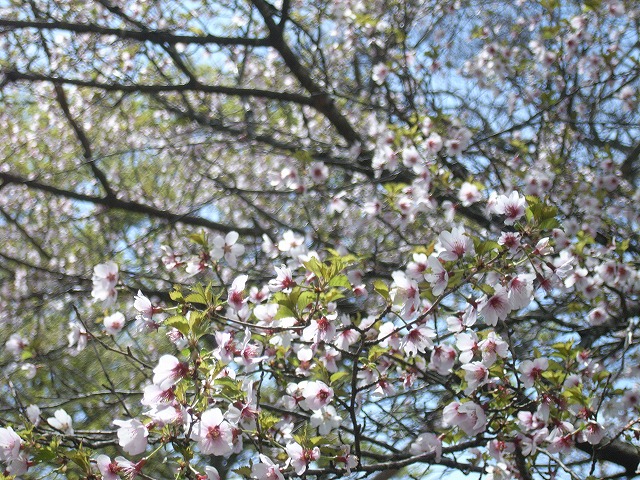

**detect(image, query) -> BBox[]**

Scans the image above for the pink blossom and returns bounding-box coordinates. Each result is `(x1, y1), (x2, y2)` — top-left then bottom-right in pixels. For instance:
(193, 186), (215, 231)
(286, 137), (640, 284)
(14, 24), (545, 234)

(152, 355), (188, 390)
(334, 328), (360, 350)
(578, 421), (604, 445)
(285, 442), (320, 475)
(0, 427), (22, 463)
(26, 404), (41, 426)
(47, 408), (74, 435)
(402, 146), (420, 168)
(424, 256), (449, 296)
(336, 445), (358, 473)
(390, 271), (420, 318)
(204, 466), (221, 480)
(91, 261), (119, 305)
(456, 331), (479, 364)
(235, 329), (266, 367)
(442, 401), (487, 436)
(308, 162), (329, 183)
(213, 331), (237, 363)
(115, 457), (144, 479)
(303, 315), (337, 344)
(588, 306), (608, 326)
(372, 63), (389, 84)
(498, 231), (521, 253)
(268, 265), (296, 292)
(309, 405), (342, 435)
(140, 383), (175, 407)
(425, 133), (443, 154)
(251, 454), (284, 480)
(458, 182), (482, 206)
(68, 322), (88, 353)
(113, 419), (148, 456)
(438, 227), (474, 262)
(191, 408), (234, 456)
(406, 253), (428, 279)
(5, 334), (28, 357)
(96, 454), (120, 480)
(410, 432), (442, 462)
(479, 286), (511, 326)
(478, 331), (509, 366)
(211, 231), (244, 267)
(517, 411), (545, 431)
(507, 274), (534, 309)
(462, 361), (489, 394)
(277, 230), (305, 256)
(227, 275), (248, 311)
(160, 245), (182, 270)
(104, 312), (126, 336)
(402, 327), (435, 357)
(519, 358), (548, 388)
(429, 344), (457, 375)
(303, 380), (334, 410)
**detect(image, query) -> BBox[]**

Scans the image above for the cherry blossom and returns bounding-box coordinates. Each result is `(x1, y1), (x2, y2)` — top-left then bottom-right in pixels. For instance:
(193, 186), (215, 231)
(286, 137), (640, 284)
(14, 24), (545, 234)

(191, 408), (234, 456)
(429, 344), (457, 375)
(285, 442), (320, 475)
(104, 312), (126, 336)
(251, 454), (284, 480)
(47, 409), (74, 435)
(438, 227), (474, 262)
(0, 427), (22, 464)
(443, 401), (487, 436)
(152, 355), (189, 389)
(402, 327), (435, 357)
(91, 261), (119, 305)
(409, 432), (442, 462)
(113, 419), (149, 456)
(479, 286), (511, 326)
(211, 231), (245, 267)
(303, 380), (334, 410)
(227, 275), (248, 311)
(462, 361), (490, 394)
(96, 454), (120, 480)
(26, 405), (41, 426)
(5, 333), (28, 357)
(372, 63), (389, 84)
(458, 182), (482, 206)
(268, 265), (296, 292)
(310, 405), (342, 435)
(67, 322), (88, 353)
(519, 358), (549, 388)
(478, 332), (509, 366)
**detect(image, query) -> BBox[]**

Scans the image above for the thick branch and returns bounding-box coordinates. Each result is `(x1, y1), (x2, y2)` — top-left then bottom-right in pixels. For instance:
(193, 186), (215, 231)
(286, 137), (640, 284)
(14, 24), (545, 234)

(577, 439), (640, 477)
(0, 171), (261, 236)
(0, 18), (270, 47)
(53, 83), (116, 199)
(251, 0), (361, 145)
(3, 70), (314, 105)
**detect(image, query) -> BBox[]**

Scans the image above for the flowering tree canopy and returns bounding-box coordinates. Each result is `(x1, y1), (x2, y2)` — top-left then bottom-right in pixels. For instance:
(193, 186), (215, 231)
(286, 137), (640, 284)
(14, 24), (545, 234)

(0, 0), (639, 479)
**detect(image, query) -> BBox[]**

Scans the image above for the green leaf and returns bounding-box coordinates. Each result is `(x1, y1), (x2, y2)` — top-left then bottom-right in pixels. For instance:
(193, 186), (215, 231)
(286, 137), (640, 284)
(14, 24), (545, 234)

(232, 467), (252, 478)
(188, 231), (207, 246)
(328, 274), (351, 289)
(373, 280), (390, 300)
(185, 292), (207, 305)
(330, 370), (350, 385)
(165, 315), (190, 336)
(476, 240), (500, 256)
(304, 257), (326, 279)
(297, 291), (317, 312)
(169, 288), (184, 301)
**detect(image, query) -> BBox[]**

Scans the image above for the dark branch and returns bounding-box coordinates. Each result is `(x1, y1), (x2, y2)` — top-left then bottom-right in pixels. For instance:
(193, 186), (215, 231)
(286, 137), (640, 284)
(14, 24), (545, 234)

(0, 18), (270, 47)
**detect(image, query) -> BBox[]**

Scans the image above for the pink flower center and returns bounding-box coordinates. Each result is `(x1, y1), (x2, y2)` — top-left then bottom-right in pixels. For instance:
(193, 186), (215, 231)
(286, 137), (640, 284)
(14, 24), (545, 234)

(207, 426), (221, 440)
